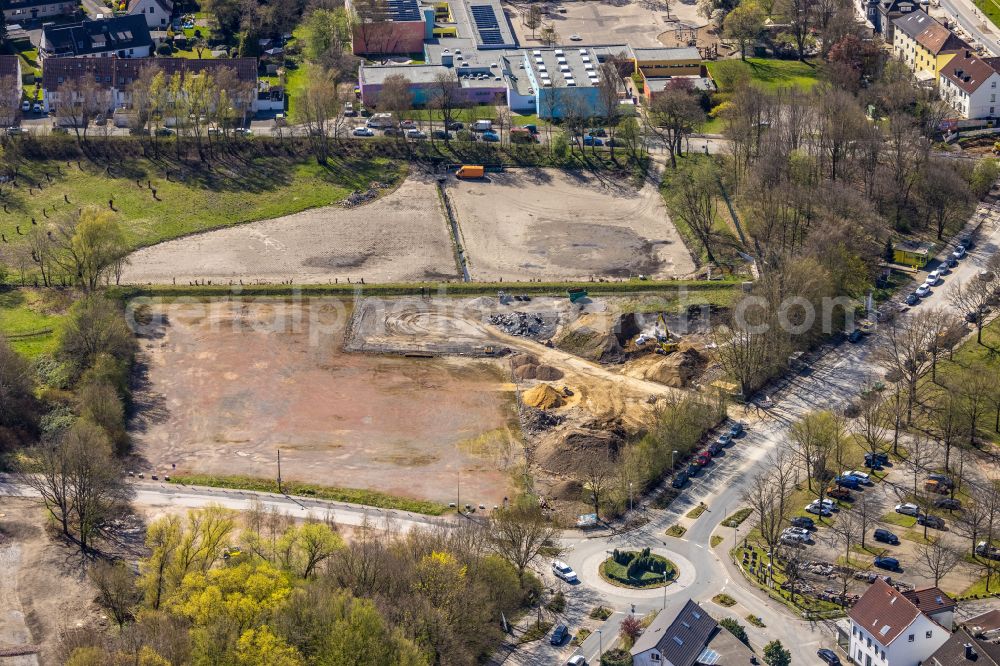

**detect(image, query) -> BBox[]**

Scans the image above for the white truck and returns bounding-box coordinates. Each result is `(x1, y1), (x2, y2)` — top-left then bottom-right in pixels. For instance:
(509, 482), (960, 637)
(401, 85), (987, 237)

(366, 112), (394, 129)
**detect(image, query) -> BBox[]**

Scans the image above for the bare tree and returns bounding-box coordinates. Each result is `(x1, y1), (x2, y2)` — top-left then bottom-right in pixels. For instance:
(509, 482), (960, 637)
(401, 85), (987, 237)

(596, 61), (623, 157)
(581, 453), (615, 520)
(854, 494), (880, 550)
(488, 505), (557, 586)
(663, 155), (719, 263)
(428, 70), (464, 142)
(789, 410), (839, 496)
(646, 81), (705, 168)
(877, 310), (937, 421)
(854, 383), (891, 462)
(950, 276), (999, 345)
(294, 66), (341, 164)
(917, 541), (960, 586)
(741, 451), (796, 554)
(89, 560), (140, 628)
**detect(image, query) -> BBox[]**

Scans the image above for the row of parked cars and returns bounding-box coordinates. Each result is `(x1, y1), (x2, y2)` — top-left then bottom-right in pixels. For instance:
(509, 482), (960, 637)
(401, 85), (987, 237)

(905, 236), (972, 306)
(671, 421), (745, 489)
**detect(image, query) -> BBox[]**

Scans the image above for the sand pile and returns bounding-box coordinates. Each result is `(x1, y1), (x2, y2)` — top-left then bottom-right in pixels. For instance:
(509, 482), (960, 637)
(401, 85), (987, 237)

(536, 428), (625, 476)
(522, 383), (565, 410)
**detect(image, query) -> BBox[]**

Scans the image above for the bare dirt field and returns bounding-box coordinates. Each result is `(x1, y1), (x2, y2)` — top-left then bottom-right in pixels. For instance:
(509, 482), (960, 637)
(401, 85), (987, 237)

(446, 169), (696, 281)
(0, 499), (100, 666)
(121, 174), (459, 285)
(130, 300), (519, 507)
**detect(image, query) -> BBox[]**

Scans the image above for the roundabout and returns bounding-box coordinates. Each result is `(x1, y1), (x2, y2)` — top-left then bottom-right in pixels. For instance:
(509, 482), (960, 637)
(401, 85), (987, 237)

(599, 549), (677, 589)
(575, 545), (697, 600)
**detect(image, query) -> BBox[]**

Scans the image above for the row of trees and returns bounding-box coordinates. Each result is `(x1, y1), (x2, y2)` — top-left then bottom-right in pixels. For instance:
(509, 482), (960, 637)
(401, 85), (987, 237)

(66, 502), (558, 665)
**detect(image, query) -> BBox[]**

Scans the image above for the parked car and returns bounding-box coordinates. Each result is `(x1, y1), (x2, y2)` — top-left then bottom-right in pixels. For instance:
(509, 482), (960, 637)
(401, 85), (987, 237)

(588, 128), (607, 137)
(717, 433), (732, 446)
(695, 452), (712, 466)
(833, 475), (861, 489)
(818, 649), (842, 666)
(353, 126), (374, 136)
(905, 292), (919, 306)
(343, 102), (357, 116)
(916, 283), (932, 298)
(790, 516), (815, 529)
(5, 126), (24, 136)
(925, 269), (942, 286)
(934, 497), (962, 510)
(874, 556), (900, 571)
(865, 452), (889, 468)
(431, 130), (453, 140)
(672, 471), (689, 488)
(20, 100), (29, 112)
(481, 130), (500, 142)
(874, 528), (899, 545)
(946, 255), (959, 268)
(780, 534), (806, 547)
(805, 502), (833, 517)
(566, 657), (587, 666)
(953, 245), (967, 259)
(827, 486), (852, 500)
(233, 128), (252, 137)
(783, 527), (811, 541)
(730, 422), (745, 437)
(917, 514), (945, 529)
(583, 135), (604, 146)
(687, 463), (700, 477)
(708, 441), (723, 456)
(383, 127), (403, 136)
(550, 624), (568, 646)
(976, 541), (1000, 560)
(32, 103), (42, 114)
(895, 503), (920, 516)
(552, 560), (578, 583)
(446, 120), (464, 130)
(844, 470), (871, 484)
(405, 129), (427, 140)
(399, 119), (417, 129)
(928, 474), (954, 488)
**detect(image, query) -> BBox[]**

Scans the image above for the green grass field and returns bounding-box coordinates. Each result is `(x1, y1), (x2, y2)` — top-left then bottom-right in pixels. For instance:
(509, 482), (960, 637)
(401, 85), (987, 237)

(0, 157), (402, 254)
(706, 58), (821, 92)
(974, 0), (1000, 32)
(0, 289), (68, 358)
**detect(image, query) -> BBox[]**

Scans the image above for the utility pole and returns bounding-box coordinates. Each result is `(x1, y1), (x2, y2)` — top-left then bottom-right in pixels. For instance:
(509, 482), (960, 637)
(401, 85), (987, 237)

(277, 448), (282, 494)
(457, 470), (461, 514)
(663, 571), (668, 609)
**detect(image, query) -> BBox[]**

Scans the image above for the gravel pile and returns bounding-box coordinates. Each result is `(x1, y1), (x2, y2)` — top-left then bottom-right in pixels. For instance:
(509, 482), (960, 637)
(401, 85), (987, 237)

(489, 312), (555, 337)
(342, 181), (392, 208)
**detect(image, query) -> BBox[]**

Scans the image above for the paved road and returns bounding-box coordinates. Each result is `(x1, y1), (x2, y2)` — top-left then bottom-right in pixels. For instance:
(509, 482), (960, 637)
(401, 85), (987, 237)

(938, 0), (1000, 57)
(0, 473), (450, 534)
(512, 205), (1000, 665)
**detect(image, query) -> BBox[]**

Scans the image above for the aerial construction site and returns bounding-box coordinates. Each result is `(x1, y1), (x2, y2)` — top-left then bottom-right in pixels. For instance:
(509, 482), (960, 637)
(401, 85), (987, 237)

(132, 287), (731, 518)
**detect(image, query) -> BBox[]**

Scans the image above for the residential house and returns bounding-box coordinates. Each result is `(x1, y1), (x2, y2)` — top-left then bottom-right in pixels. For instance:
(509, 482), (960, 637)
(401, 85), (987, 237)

(630, 599), (755, 666)
(847, 578), (951, 666)
(0, 55), (23, 125)
(926, 610), (1000, 666)
(892, 239), (936, 268)
(872, 0), (919, 43)
(939, 50), (1000, 119)
(127, 0), (173, 30)
(42, 57), (261, 119)
(892, 10), (968, 82)
(3, 0), (77, 23)
(900, 587), (956, 631)
(40, 15), (153, 60)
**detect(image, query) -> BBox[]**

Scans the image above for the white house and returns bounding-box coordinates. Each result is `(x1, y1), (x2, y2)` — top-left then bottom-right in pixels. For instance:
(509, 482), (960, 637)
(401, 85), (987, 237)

(848, 578), (951, 666)
(939, 49), (1000, 119)
(127, 0), (172, 29)
(631, 599), (755, 666)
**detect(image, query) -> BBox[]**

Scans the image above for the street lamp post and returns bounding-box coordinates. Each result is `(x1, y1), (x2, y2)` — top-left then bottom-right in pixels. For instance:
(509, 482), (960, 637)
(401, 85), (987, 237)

(629, 481), (633, 514)
(597, 629), (603, 661)
(671, 449), (678, 469)
(663, 571), (668, 609)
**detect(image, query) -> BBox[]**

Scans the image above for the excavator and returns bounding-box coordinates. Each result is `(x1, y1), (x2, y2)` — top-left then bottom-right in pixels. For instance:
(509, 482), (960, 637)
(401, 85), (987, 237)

(653, 313), (679, 355)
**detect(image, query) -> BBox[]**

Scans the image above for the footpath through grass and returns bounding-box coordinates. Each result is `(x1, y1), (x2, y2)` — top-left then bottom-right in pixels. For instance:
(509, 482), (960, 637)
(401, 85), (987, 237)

(0, 157), (402, 254)
(168, 474), (449, 515)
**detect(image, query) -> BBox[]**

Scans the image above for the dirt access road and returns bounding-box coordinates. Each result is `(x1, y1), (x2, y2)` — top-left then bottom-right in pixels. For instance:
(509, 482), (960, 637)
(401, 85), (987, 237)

(446, 169), (696, 282)
(122, 173), (459, 285)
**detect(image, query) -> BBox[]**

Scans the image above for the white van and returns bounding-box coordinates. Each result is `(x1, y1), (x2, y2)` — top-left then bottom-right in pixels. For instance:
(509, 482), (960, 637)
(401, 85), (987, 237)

(472, 119), (493, 132)
(366, 112), (394, 128)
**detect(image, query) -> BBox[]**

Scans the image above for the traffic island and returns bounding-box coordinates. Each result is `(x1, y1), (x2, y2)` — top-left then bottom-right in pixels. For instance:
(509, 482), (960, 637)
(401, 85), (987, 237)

(599, 548), (677, 589)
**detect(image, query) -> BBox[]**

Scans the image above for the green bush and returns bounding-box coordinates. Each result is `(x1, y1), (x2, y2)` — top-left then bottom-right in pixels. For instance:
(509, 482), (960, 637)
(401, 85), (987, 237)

(600, 648), (633, 666)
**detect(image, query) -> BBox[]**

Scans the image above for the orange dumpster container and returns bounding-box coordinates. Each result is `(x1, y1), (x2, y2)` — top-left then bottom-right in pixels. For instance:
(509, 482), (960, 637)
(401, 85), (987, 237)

(456, 165), (485, 179)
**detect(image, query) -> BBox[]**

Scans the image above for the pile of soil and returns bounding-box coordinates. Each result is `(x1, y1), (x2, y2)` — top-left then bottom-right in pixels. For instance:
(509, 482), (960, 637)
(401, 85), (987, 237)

(548, 478), (584, 501)
(647, 346), (706, 388)
(522, 383), (564, 410)
(510, 352), (539, 367)
(513, 362), (564, 381)
(536, 427), (626, 476)
(521, 406), (564, 433)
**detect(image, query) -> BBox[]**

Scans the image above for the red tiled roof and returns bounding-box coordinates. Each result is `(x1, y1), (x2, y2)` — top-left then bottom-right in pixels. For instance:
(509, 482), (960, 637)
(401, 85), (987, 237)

(0, 55), (20, 80)
(967, 609), (1000, 633)
(848, 578), (922, 646)
(941, 50), (1000, 94)
(901, 587), (955, 614)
